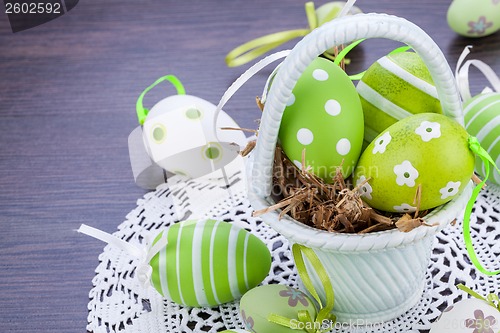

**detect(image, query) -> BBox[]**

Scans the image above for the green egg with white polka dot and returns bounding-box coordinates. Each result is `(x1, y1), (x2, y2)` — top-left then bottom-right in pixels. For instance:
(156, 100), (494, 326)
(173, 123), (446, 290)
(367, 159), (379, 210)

(353, 113), (475, 213)
(277, 57), (364, 182)
(357, 52), (443, 145)
(149, 219), (271, 307)
(464, 92), (500, 185)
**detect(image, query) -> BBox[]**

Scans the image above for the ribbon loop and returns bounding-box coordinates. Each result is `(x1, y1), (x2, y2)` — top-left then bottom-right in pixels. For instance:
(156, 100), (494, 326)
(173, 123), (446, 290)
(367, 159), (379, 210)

(266, 244), (335, 332)
(77, 224), (169, 288)
(225, 1), (360, 67)
(136, 75), (186, 125)
(456, 46), (500, 102)
(462, 138), (500, 276)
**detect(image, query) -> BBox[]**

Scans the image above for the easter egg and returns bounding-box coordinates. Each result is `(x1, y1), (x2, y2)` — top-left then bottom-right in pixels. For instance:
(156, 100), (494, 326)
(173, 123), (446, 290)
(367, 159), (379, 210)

(149, 219), (271, 307)
(430, 298), (500, 332)
(239, 284), (317, 333)
(277, 57), (364, 181)
(464, 92), (500, 185)
(141, 95), (246, 179)
(220, 330), (252, 333)
(357, 52), (443, 144)
(353, 113), (475, 212)
(447, 0), (500, 38)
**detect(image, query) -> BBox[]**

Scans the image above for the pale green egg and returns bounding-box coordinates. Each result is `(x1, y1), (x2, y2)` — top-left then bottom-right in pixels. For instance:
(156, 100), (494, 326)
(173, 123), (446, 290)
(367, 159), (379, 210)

(278, 57), (364, 182)
(464, 92), (500, 185)
(357, 52), (443, 145)
(447, 0), (500, 37)
(149, 219), (271, 307)
(239, 284), (317, 333)
(353, 113), (475, 213)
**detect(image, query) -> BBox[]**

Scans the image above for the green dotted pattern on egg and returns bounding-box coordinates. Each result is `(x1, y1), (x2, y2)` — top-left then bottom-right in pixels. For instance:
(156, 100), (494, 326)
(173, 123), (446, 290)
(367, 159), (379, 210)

(464, 93), (500, 185)
(239, 284), (317, 333)
(353, 113), (475, 213)
(149, 219), (271, 307)
(278, 57), (364, 182)
(357, 52), (443, 144)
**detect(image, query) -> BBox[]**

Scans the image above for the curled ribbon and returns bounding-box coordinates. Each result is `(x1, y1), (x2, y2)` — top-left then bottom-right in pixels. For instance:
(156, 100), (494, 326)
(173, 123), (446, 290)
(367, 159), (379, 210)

(225, 0), (359, 67)
(135, 75), (186, 125)
(77, 224), (168, 288)
(463, 137), (500, 276)
(457, 284), (500, 312)
(455, 46), (500, 102)
(267, 244), (336, 333)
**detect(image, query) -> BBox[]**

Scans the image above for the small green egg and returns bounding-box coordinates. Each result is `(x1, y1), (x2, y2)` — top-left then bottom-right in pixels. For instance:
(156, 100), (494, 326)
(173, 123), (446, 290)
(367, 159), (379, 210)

(239, 284), (317, 333)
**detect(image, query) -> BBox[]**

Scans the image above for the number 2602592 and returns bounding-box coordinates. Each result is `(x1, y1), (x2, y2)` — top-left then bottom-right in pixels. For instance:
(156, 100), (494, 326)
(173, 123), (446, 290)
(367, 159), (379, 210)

(5, 2), (62, 14)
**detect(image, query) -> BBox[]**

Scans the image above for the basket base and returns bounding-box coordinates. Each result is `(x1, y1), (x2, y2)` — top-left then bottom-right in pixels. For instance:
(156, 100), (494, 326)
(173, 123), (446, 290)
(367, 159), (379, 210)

(332, 280), (425, 325)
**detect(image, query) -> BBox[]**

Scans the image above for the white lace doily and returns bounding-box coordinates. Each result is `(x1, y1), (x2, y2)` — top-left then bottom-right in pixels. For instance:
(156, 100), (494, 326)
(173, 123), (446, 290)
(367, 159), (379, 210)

(86, 159), (500, 333)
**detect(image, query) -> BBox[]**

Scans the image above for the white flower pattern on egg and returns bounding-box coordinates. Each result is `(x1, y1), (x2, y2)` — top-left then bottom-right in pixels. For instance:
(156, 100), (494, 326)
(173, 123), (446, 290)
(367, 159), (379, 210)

(394, 160), (419, 187)
(439, 181), (461, 199)
(393, 203), (417, 213)
(356, 175), (373, 200)
(415, 121), (441, 142)
(372, 131), (392, 154)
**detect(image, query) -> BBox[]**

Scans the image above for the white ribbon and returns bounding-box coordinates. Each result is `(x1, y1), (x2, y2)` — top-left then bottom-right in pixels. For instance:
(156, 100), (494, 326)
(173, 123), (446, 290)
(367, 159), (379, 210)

(456, 46), (500, 102)
(213, 50), (291, 142)
(78, 224), (168, 288)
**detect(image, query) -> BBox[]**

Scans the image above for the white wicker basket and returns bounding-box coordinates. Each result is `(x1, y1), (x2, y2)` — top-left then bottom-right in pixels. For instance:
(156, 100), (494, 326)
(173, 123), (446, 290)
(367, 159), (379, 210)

(246, 13), (474, 323)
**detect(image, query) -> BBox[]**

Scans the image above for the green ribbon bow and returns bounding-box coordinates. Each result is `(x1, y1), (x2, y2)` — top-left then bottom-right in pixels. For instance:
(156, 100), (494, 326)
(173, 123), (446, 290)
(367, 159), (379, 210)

(267, 244), (336, 333)
(135, 75), (185, 125)
(225, 2), (354, 67)
(464, 136), (500, 276)
(457, 284), (500, 312)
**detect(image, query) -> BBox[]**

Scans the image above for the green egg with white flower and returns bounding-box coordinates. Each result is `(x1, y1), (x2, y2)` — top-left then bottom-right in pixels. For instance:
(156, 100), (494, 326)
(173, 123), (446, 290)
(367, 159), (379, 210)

(357, 52), (443, 145)
(239, 284), (317, 333)
(277, 57), (364, 182)
(464, 92), (500, 185)
(149, 219), (271, 307)
(353, 113), (475, 213)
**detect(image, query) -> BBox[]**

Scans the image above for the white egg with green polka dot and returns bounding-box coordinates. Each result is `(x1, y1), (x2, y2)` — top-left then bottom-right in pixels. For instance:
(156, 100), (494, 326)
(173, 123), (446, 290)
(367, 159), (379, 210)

(353, 113), (475, 212)
(142, 95), (247, 178)
(277, 57), (364, 182)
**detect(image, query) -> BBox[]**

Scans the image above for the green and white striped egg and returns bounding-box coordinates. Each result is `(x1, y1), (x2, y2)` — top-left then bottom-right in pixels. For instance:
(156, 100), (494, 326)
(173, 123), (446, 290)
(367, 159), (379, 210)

(464, 92), (500, 185)
(149, 219), (271, 307)
(357, 52), (443, 145)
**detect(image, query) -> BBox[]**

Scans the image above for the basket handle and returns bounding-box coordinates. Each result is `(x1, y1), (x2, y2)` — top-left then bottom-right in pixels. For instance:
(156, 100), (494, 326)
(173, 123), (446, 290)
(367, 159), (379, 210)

(252, 13), (463, 197)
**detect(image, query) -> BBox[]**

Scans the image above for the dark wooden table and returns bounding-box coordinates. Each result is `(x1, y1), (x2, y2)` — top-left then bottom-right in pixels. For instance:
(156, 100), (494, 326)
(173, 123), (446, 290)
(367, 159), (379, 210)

(0, 1), (498, 332)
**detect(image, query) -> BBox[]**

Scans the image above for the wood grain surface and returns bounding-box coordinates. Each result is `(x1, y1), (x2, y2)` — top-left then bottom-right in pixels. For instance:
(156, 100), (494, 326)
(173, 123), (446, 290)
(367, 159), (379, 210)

(0, 1), (499, 332)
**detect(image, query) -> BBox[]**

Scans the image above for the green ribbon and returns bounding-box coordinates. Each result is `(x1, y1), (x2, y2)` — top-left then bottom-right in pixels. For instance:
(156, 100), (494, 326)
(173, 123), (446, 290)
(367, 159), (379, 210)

(267, 244), (336, 333)
(225, 2), (335, 67)
(135, 75), (185, 125)
(463, 136), (500, 276)
(457, 284), (500, 312)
